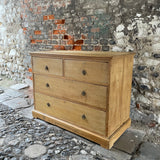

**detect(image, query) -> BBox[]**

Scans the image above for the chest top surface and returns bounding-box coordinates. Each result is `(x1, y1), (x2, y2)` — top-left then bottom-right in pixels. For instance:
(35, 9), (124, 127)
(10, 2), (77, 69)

(30, 50), (135, 59)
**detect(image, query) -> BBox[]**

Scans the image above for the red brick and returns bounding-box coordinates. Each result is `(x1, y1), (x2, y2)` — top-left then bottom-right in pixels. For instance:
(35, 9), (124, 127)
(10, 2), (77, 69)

(67, 40), (74, 45)
(73, 46), (81, 50)
(28, 68), (32, 72)
(54, 45), (65, 50)
(64, 35), (69, 39)
(74, 40), (83, 45)
(34, 30), (41, 35)
(35, 40), (42, 43)
(91, 28), (100, 33)
(55, 19), (65, 24)
(57, 24), (62, 30)
(48, 15), (54, 20)
(43, 15), (48, 21)
(31, 40), (36, 44)
(53, 30), (66, 34)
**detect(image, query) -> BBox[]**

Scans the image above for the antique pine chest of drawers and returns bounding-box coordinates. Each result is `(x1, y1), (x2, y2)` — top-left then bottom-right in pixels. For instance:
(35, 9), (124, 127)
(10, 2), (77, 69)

(30, 50), (135, 149)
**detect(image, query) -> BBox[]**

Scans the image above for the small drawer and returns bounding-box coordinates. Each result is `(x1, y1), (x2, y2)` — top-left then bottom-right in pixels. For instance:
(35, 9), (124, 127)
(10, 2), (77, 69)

(64, 60), (109, 85)
(32, 57), (63, 76)
(35, 92), (106, 135)
(34, 74), (107, 109)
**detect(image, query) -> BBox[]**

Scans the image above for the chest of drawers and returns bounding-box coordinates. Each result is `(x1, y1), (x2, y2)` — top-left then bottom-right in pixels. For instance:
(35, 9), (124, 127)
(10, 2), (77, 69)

(31, 50), (135, 149)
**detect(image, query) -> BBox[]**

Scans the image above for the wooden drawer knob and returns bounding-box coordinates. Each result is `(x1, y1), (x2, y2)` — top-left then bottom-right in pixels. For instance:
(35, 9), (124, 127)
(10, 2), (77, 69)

(47, 103), (50, 107)
(46, 83), (50, 88)
(81, 91), (86, 96)
(45, 65), (49, 71)
(82, 114), (86, 120)
(82, 70), (87, 75)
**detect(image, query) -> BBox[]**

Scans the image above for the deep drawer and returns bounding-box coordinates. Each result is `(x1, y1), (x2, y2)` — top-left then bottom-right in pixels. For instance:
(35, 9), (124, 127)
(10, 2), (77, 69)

(34, 74), (107, 110)
(32, 57), (63, 76)
(64, 60), (109, 85)
(35, 92), (106, 135)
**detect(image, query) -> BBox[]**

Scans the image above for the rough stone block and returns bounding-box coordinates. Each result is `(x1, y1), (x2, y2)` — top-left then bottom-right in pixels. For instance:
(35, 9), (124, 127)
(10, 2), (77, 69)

(10, 83), (29, 90)
(24, 144), (46, 158)
(114, 128), (146, 154)
(133, 142), (160, 160)
(3, 97), (29, 109)
(18, 106), (34, 119)
(92, 145), (131, 160)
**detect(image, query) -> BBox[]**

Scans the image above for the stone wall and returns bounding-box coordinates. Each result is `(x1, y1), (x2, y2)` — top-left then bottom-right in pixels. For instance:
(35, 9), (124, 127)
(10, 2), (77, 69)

(0, 0), (160, 124)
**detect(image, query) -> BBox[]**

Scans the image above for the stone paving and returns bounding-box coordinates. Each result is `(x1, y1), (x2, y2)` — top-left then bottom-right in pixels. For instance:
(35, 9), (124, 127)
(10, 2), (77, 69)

(0, 77), (160, 160)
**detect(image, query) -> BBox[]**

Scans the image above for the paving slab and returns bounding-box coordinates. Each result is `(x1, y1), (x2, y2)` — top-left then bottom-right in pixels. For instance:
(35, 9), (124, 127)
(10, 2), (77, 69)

(133, 142), (160, 160)
(2, 97), (29, 109)
(114, 128), (146, 154)
(69, 155), (95, 160)
(10, 83), (29, 90)
(18, 106), (34, 119)
(0, 93), (11, 102)
(92, 145), (131, 160)
(5, 89), (24, 98)
(24, 144), (47, 158)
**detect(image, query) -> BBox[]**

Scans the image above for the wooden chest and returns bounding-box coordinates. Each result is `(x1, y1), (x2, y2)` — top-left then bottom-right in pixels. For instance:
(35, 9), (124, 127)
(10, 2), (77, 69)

(30, 50), (135, 149)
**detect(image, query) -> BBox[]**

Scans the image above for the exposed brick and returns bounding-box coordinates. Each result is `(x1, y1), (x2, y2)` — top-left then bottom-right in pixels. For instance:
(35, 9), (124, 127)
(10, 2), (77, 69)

(64, 35), (69, 39)
(48, 15), (54, 20)
(35, 40), (42, 43)
(67, 39), (74, 45)
(28, 68), (32, 72)
(55, 19), (65, 24)
(43, 15), (48, 21)
(53, 30), (66, 34)
(54, 45), (65, 50)
(34, 30), (41, 35)
(31, 40), (36, 44)
(73, 46), (81, 50)
(74, 40), (83, 45)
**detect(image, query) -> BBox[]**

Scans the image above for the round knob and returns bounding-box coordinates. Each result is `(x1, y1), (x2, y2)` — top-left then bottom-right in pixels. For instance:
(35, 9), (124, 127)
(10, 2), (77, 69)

(82, 114), (86, 120)
(47, 103), (50, 107)
(82, 70), (87, 75)
(46, 83), (50, 87)
(81, 91), (86, 96)
(45, 65), (49, 71)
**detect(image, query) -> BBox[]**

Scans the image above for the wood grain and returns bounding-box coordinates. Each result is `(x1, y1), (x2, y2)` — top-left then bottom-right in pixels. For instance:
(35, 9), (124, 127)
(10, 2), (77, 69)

(35, 92), (106, 135)
(34, 74), (107, 109)
(64, 60), (109, 85)
(31, 50), (135, 149)
(32, 57), (63, 76)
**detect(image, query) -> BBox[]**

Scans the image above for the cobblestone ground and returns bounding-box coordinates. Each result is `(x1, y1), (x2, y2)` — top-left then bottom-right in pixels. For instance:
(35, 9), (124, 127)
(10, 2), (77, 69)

(0, 78), (160, 160)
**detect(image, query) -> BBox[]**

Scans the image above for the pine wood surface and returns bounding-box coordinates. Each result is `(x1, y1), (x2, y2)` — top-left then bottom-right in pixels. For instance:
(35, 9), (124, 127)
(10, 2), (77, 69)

(64, 60), (109, 85)
(31, 51), (135, 149)
(32, 57), (63, 76)
(34, 74), (107, 110)
(35, 92), (106, 135)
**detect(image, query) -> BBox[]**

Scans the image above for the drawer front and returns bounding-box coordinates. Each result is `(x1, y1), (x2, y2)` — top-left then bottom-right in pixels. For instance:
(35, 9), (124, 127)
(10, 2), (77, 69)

(32, 57), (63, 76)
(64, 60), (109, 84)
(34, 74), (107, 109)
(35, 92), (106, 135)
